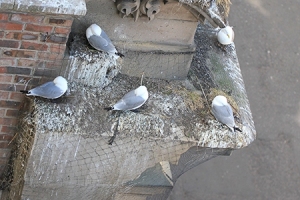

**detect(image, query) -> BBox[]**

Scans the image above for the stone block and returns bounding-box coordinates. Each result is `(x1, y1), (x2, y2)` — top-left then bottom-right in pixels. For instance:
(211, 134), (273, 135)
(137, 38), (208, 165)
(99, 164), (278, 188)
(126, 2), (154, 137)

(73, 0), (199, 80)
(0, 0), (86, 16)
(121, 50), (194, 80)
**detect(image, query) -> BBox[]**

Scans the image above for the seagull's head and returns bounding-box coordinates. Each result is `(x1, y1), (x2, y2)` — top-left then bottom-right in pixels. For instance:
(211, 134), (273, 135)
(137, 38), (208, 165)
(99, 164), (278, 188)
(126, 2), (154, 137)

(217, 26), (234, 45)
(53, 76), (68, 92)
(135, 86), (149, 100)
(86, 24), (102, 38)
(212, 95), (228, 107)
(225, 26), (234, 39)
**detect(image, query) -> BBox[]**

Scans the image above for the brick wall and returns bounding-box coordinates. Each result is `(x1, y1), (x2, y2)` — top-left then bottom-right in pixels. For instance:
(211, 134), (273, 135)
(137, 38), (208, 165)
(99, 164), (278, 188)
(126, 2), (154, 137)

(0, 12), (73, 175)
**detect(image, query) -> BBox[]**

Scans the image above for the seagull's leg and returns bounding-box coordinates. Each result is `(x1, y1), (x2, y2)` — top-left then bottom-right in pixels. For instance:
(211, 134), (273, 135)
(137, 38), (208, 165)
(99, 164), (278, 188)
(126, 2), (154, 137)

(108, 132), (117, 145)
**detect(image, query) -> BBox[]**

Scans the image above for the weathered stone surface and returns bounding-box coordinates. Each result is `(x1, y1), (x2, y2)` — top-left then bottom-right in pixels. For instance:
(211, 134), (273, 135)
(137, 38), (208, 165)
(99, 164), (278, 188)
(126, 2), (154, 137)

(0, 0), (14, 10)
(0, 0), (86, 16)
(73, 0), (198, 47)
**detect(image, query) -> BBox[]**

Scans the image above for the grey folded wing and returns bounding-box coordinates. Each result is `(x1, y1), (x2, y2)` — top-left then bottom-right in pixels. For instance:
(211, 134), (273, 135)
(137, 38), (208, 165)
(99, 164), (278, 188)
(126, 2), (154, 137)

(29, 82), (65, 99)
(212, 104), (235, 127)
(114, 95), (146, 110)
(88, 33), (115, 53)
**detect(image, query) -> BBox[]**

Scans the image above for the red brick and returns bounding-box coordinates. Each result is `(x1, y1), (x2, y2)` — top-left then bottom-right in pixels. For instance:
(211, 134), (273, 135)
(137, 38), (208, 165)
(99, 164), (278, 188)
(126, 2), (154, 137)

(0, 100), (21, 108)
(0, 117), (18, 126)
(0, 66), (31, 75)
(1, 126), (16, 135)
(45, 34), (67, 44)
(0, 158), (9, 165)
(0, 109), (5, 117)
(9, 92), (24, 101)
(0, 148), (12, 158)
(50, 44), (66, 54)
(0, 13), (9, 21)
(37, 52), (64, 61)
(0, 83), (25, 92)
(17, 58), (43, 67)
(5, 32), (39, 41)
(0, 74), (13, 83)
(54, 27), (71, 35)
(0, 67), (6, 73)
(34, 68), (59, 77)
(5, 32), (22, 40)
(0, 91), (9, 99)
(46, 18), (73, 27)
(0, 31), (4, 38)
(0, 22), (23, 30)
(0, 141), (10, 148)
(2, 50), (36, 58)
(14, 75), (40, 85)
(0, 58), (16, 66)
(0, 40), (19, 48)
(25, 24), (53, 33)
(11, 14), (44, 23)
(0, 134), (14, 141)
(6, 109), (19, 117)
(21, 33), (39, 40)
(45, 60), (65, 69)
(21, 41), (48, 51)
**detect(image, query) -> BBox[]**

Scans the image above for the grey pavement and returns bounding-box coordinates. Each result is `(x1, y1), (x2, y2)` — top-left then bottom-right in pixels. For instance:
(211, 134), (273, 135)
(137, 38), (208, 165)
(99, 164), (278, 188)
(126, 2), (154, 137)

(168, 0), (300, 199)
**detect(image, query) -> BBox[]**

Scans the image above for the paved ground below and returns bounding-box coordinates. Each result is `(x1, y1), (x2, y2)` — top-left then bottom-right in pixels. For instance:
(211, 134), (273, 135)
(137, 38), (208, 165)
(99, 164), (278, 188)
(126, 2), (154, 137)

(168, 0), (300, 199)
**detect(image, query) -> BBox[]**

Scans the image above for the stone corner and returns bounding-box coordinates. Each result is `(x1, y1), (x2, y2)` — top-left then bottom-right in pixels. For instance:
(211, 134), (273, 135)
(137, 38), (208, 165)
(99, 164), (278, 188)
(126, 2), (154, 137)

(0, 0), (87, 16)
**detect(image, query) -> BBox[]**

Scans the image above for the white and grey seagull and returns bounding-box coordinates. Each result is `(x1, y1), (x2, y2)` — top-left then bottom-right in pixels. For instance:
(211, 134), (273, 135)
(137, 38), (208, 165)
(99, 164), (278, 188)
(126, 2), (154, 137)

(105, 74), (149, 111)
(217, 26), (234, 45)
(211, 95), (241, 132)
(86, 23), (124, 58)
(20, 76), (68, 99)
(106, 74), (149, 145)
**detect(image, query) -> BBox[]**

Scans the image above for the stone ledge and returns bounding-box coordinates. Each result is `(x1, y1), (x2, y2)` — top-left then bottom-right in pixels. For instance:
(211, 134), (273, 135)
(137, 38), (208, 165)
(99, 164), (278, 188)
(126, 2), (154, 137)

(0, 0), (86, 16)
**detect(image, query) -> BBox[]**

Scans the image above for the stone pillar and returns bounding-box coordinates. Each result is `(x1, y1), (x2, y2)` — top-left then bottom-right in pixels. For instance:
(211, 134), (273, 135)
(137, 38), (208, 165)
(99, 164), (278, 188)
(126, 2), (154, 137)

(0, 0), (86, 178)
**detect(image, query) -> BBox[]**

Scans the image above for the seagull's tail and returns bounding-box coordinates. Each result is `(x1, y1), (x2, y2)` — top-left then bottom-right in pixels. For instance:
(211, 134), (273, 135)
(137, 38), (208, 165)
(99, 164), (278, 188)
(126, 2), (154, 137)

(234, 126), (242, 132)
(104, 107), (114, 111)
(20, 90), (29, 94)
(116, 52), (124, 58)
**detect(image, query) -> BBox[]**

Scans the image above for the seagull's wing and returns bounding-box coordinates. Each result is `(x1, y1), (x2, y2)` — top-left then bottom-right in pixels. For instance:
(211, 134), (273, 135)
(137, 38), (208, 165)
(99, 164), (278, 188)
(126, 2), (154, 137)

(88, 35), (109, 51)
(122, 90), (136, 99)
(29, 82), (65, 99)
(88, 30), (116, 54)
(113, 95), (146, 110)
(212, 104), (235, 127)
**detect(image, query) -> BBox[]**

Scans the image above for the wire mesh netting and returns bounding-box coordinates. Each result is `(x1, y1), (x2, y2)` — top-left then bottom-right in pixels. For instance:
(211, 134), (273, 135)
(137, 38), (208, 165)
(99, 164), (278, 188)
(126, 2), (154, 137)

(0, 0), (255, 199)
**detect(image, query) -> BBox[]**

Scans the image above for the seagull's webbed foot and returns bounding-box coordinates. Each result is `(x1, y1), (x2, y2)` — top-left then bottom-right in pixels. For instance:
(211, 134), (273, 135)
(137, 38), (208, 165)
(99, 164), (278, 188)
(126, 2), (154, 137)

(234, 127), (242, 132)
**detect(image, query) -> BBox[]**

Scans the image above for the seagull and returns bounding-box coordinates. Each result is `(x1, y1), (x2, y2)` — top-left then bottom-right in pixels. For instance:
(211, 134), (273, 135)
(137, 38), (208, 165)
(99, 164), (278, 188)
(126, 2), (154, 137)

(211, 95), (241, 132)
(106, 74), (148, 145)
(86, 24), (124, 58)
(105, 74), (149, 111)
(20, 76), (68, 99)
(105, 85), (149, 111)
(217, 26), (234, 45)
